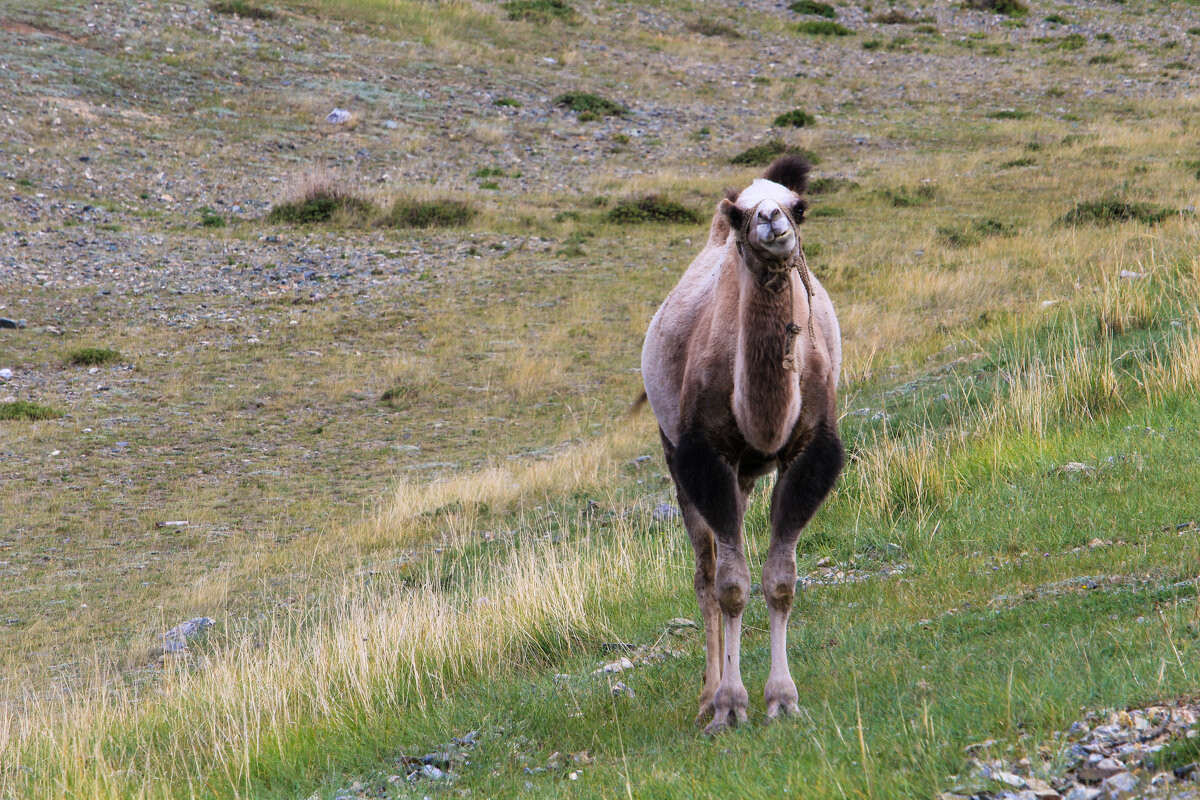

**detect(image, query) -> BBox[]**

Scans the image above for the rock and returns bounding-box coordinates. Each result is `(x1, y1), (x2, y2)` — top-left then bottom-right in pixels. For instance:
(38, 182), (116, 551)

(652, 501), (679, 521)
(594, 657), (633, 674)
(666, 617), (698, 632)
(0, 368), (10, 380)
(1060, 462), (1096, 473)
(161, 616), (215, 653)
(1024, 776), (1061, 799)
(419, 764), (446, 780)
(326, 108), (352, 124)
(994, 770), (1026, 788)
(610, 681), (634, 697)
(382, 119), (398, 129)
(1118, 270), (1147, 280)
(0, 318), (25, 329)
(1077, 758), (1124, 784)
(1099, 772), (1137, 797)
(1064, 787), (1101, 800)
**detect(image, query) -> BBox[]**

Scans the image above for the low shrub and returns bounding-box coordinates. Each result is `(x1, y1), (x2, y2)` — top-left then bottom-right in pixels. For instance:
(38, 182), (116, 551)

(729, 139), (820, 166)
(268, 190), (375, 225)
(0, 400), (62, 421)
(881, 184), (936, 207)
(789, 0), (836, 17)
(385, 199), (476, 228)
(962, 0), (1027, 16)
(809, 176), (859, 195)
(793, 19), (853, 35)
(199, 206), (226, 227)
(494, 97), (522, 107)
(1060, 199), (1176, 226)
(772, 108), (816, 128)
(988, 109), (1030, 119)
(685, 18), (741, 37)
(1001, 156), (1036, 168)
(604, 196), (702, 225)
(380, 384), (418, 407)
(554, 92), (627, 118)
(68, 347), (121, 366)
(209, 0), (276, 19)
(503, 0), (574, 23)
(1043, 13), (1070, 24)
(870, 10), (930, 24)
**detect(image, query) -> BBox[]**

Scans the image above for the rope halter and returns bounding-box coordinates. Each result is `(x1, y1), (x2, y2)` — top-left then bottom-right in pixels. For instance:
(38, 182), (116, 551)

(738, 201), (817, 374)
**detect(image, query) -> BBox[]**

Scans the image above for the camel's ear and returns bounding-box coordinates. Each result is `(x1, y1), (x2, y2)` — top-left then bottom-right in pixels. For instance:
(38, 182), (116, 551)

(718, 197), (744, 232)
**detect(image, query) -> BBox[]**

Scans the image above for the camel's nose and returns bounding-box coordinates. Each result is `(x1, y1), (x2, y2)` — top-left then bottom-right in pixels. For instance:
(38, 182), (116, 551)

(756, 202), (790, 242)
(758, 206), (781, 224)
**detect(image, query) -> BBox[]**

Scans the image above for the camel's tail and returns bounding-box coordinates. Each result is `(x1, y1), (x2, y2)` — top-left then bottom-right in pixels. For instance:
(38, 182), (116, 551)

(625, 390), (648, 418)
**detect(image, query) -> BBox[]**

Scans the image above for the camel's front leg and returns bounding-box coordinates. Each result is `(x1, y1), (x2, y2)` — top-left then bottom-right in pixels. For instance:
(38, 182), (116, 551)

(669, 429), (751, 734)
(764, 423), (844, 720)
(680, 503), (723, 725)
(707, 536), (750, 734)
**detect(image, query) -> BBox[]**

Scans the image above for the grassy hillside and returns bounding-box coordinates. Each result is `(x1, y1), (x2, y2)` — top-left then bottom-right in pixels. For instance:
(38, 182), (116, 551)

(1, 0), (1200, 797)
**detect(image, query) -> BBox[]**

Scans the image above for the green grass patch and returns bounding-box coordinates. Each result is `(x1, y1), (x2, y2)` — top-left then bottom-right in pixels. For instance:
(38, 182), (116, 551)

(380, 384), (418, 407)
(809, 176), (858, 194)
(1043, 12), (1070, 24)
(1035, 33), (1086, 50)
(788, 0), (836, 17)
(493, 97), (522, 107)
(962, 0), (1027, 16)
(810, 206), (845, 218)
(1088, 53), (1119, 64)
(471, 167), (509, 178)
(503, 0), (574, 23)
(729, 139), (820, 166)
(870, 9), (930, 24)
(793, 19), (853, 35)
(603, 197), (702, 225)
(384, 199), (476, 228)
(267, 190), (376, 225)
(209, 0), (276, 19)
(67, 347), (121, 366)
(988, 108), (1031, 120)
(937, 217), (1016, 247)
(684, 18), (741, 37)
(0, 400), (62, 421)
(198, 206), (225, 228)
(772, 108), (815, 128)
(1001, 156), (1036, 168)
(880, 184), (936, 207)
(554, 92), (627, 118)
(1060, 199), (1177, 226)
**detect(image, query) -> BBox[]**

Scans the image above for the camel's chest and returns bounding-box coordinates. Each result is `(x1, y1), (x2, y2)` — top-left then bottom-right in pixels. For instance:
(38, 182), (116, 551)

(731, 363), (801, 457)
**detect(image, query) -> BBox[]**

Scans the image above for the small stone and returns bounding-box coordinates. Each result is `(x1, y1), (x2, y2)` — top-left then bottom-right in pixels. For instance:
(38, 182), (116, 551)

(610, 681), (634, 697)
(326, 108), (352, 124)
(161, 616), (215, 653)
(652, 502), (679, 521)
(1060, 462), (1096, 473)
(420, 764), (446, 780)
(994, 770), (1026, 788)
(382, 119), (399, 129)
(1064, 788), (1101, 800)
(594, 657), (633, 674)
(0, 318), (25, 329)
(1077, 757), (1124, 783)
(0, 368), (11, 380)
(666, 617), (698, 632)
(1118, 270), (1148, 280)
(1099, 772), (1137, 797)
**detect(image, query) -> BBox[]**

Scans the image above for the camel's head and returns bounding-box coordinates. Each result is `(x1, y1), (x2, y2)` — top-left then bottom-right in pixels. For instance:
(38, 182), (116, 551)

(717, 155), (810, 267)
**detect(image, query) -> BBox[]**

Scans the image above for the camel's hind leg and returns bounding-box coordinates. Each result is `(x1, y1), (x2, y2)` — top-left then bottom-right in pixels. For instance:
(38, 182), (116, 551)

(763, 423), (844, 719)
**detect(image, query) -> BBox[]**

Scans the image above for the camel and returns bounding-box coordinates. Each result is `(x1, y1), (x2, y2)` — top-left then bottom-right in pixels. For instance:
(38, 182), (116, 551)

(641, 155), (844, 734)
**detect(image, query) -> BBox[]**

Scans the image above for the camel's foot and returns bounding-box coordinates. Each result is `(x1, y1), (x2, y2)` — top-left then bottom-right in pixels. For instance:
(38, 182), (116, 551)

(703, 684), (748, 735)
(764, 676), (800, 721)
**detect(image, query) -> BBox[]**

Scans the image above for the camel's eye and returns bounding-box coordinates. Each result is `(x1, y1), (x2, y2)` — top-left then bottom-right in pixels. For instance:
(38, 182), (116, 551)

(792, 198), (809, 225)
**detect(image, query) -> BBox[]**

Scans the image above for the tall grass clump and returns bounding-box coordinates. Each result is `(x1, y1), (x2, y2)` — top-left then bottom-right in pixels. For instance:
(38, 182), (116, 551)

(1060, 199), (1177, 226)
(793, 19), (853, 35)
(603, 196), (701, 225)
(267, 175), (376, 225)
(685, 18), (741, 37)
(384, 198), (476, 228)
(554, 92), (627, 119)
(773, 108), (816, 128)
(844, 431), (955, 521)
(962, 0), (1027, 17)
(68, 347), (121, 366)
(210, 0), (277, 19)
(503, 0), (575, 23)
(0, 400), (62, 421)
(789, 0), (836, 17)
(730, 139), (819, 166)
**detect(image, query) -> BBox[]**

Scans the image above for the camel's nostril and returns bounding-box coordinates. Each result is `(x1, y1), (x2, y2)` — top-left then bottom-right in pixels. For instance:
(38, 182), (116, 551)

(759, 206), (781, 223)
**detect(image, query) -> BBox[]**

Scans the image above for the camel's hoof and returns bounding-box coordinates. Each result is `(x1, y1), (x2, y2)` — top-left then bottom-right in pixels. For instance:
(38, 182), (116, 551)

(765, 700), (802, 720)
(703, 704), (747, 735)
(694, 699), (716, 728)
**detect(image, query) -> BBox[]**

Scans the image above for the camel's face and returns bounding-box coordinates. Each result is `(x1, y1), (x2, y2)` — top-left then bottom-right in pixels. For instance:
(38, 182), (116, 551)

(719, 178), (806, 266)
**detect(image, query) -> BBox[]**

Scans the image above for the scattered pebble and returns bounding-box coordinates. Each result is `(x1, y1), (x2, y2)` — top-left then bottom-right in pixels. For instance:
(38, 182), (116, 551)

(325, 108), (351, 124)
(161, 616), (214, 654)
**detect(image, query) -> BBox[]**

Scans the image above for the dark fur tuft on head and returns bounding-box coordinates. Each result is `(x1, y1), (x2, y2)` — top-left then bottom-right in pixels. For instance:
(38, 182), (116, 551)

(723, 187), (740, 203)
(762, 155), (811, 196)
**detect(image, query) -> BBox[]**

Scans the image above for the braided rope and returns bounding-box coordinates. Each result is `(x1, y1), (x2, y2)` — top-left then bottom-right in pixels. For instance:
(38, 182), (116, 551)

(740, 202), (816, 374)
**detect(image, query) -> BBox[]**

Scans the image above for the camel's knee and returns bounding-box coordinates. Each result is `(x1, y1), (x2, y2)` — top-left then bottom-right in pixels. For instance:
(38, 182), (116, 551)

(716, 572), (750, 616)
(762, 558), (797, 611)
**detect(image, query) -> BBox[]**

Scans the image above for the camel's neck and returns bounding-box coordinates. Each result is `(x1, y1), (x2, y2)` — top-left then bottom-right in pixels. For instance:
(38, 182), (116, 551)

(731, 257), (803, 455)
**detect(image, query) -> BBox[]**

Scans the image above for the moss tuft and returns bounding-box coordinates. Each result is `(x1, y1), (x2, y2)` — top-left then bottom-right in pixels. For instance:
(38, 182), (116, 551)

(68, 347), (121, 366)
